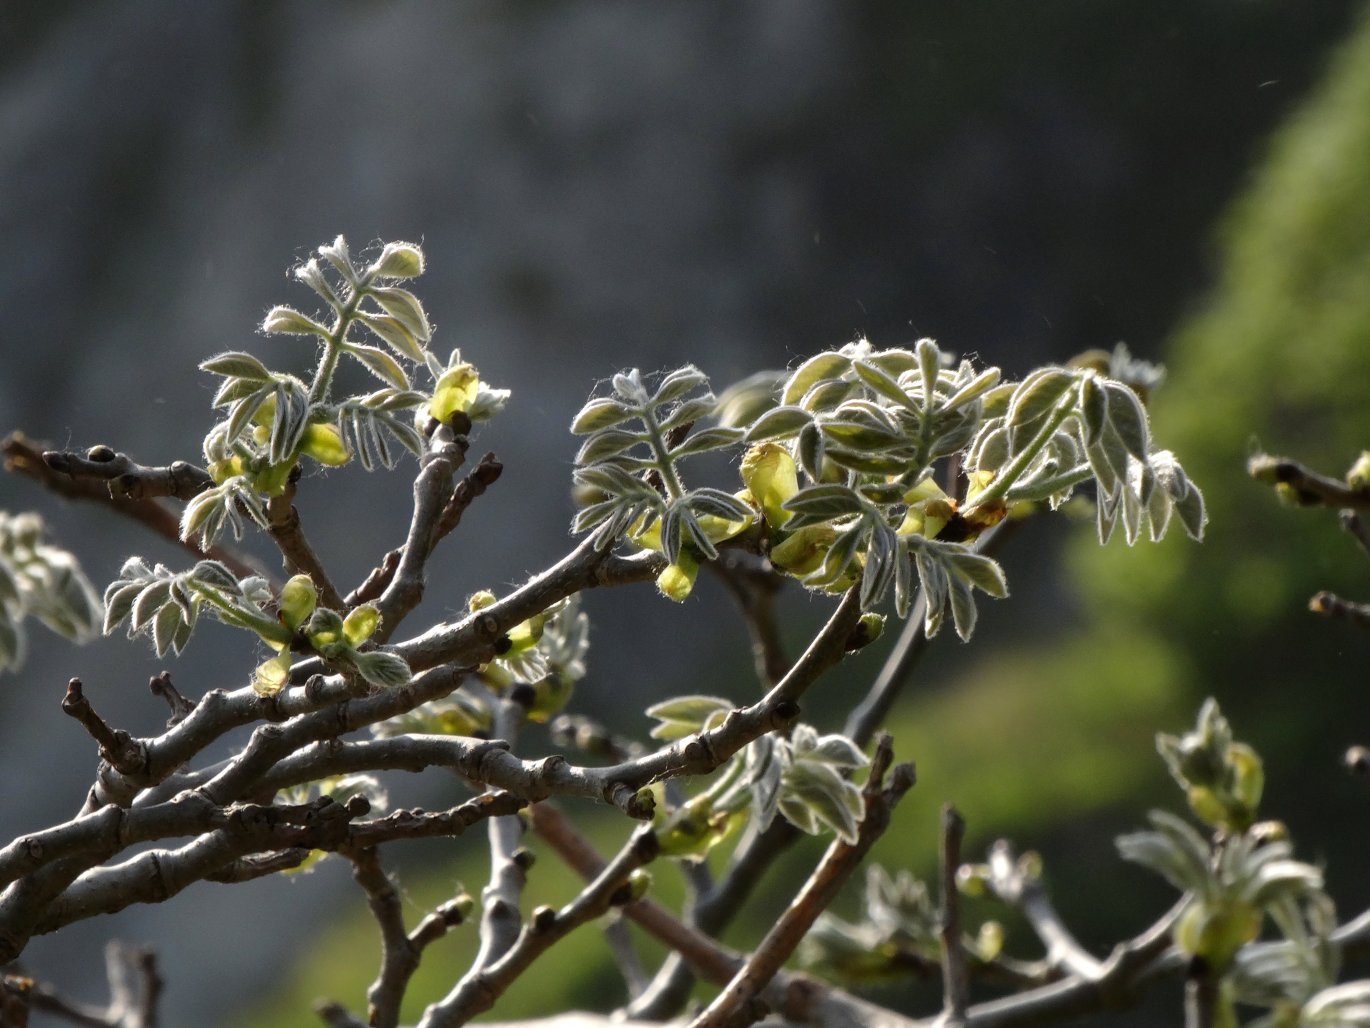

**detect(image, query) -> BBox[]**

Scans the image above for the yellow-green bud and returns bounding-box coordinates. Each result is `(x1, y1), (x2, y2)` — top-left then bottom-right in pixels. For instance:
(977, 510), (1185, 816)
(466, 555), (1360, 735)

(278, 575), (318, 631)
(306, 609), (347, 656)
(343, 603), (381, 647)
(657, 552), (699, 602)
(253, 651), (293, 696)
(300, 423), (350, 466)
(505, 612), (547, 653)
(975, 920), (1005, 962)
(429, 364), (480, 425)
(956, 864), (991, 898)
(369, 241), (425, 279)
(452, 892), (476, 919)
(624, 868), (653, 903)
(1175, 897), (1260, 970)
(769, 523), (836, 577)
(527, 674), (574, 723)
(1346, 451), (1370, 491)
(740, 443), (799, 530)
(1226, 742), (1264, 820)
(468, 590), (497, 612)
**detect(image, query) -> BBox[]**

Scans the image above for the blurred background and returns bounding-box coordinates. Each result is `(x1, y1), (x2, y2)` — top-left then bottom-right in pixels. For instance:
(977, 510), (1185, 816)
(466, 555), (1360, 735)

(4, 2), (1370, 1024)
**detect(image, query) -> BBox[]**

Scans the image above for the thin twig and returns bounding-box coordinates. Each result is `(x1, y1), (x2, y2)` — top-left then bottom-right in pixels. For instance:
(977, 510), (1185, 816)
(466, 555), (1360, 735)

(265, 474), (344, 611)
(705, 548), (789, 687)
(2, 433), (262, 580)
(1309, 591), (1370, 628)
(436, 450), (503, 539)
(60, 680), (143, 777)
(469, 700), (532, 979)
(939, 805), (969, 1026)
(1248, 453), (1370, 510)
(373, 429), (468, 642)
(531, 803), (918, 1028)
(419, 826), (661, 1026)
(984, 840), (1103, 980)
(343, 845), (469, 1028)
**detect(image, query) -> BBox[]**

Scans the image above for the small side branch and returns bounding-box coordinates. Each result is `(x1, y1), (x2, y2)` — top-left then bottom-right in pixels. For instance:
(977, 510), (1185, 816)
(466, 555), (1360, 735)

(61, 680), (146, 777)
(265, 476), (344, 611)
(3, 434), (261, 580)
(419, 827), (661, 1027)
(1248, 453), (1370, 510)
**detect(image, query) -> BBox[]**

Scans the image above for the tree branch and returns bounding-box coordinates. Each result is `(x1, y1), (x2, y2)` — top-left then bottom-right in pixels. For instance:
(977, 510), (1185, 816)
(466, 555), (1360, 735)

(419, 826), (661, 1026)
(2, 433), (262, 580)
(938, 805), (969, 1026)
(689, 736), (916, 1028)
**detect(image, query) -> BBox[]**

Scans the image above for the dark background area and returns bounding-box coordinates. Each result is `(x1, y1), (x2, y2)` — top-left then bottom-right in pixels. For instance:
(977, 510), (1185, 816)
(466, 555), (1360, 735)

(2, 3), (1366, 1024)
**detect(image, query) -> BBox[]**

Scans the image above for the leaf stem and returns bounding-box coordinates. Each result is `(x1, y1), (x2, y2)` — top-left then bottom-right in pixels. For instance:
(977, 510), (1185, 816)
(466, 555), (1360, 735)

(965, 395), (1077, 513)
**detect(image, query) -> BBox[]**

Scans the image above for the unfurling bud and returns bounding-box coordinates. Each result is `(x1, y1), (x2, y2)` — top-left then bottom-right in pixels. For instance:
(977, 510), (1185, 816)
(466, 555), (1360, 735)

(253, 651), (293, 696)
(1346, 451), (1370, 491)
(656, 552), (699, 602)
(278, 575), (318, 631)
(429, 364), (481, 425)
(305, 609), (347, 657)
(740, 443), (799, 530)
(1175, 897), (1261, 970)
(262, 305), (327, 337)
(368, 241), (426, 280)
(343, 603), (381, 647)
(769, 523), (836, 577)
(299, 423), (350, 466)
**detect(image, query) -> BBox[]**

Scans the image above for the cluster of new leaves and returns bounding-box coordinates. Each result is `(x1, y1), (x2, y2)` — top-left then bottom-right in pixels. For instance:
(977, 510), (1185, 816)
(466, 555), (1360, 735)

(1118, 703), (1366, 1027)
(571, 338), (1205, 640)
(103, 562), (409, 693)
(373, 595), (591, 740)
(0, 512), (101, 673)
(571, 367), (751, 581)
(802, 865), (1003, 981)
(185, 236), (508, 547)
(102, 557), (278, 658)
(645, 698), (867, 853)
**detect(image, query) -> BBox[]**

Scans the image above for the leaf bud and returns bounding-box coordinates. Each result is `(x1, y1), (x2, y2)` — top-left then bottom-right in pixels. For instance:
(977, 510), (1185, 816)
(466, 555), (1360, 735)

(429, 364), (481, 425)
(253, 651), (293, 696)
(368, 241), (426, 279)
(769, 524), (837, 577)
(452, 892), (476, 919)
(955, 864), (991, 898)
(526, 674), (574, 723)
(1175, 897), (1261, 970)
(740, 443), (799, 530)
(975, 920), (1005, 962)
(343, 603), (381, 647)
(262, 305), (327, 336)
(306, 608), (347, 656)
(1225, 742), (1264, 820)
(505, 612), (548, 654)
(1346, 451), (1370, 491)
(846, 612), (886, 651)
(625, 868), (652, 903)
(468, 590), (496, 612)
(278, 575), (318, 631)
(299, 423), (350, 467)
(656, 551), (699, 603)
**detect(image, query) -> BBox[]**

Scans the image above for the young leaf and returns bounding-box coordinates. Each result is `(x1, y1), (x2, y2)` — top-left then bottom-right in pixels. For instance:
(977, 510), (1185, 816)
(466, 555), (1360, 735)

(200, 352), (273, 382)
(571, 397), (636, 435)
